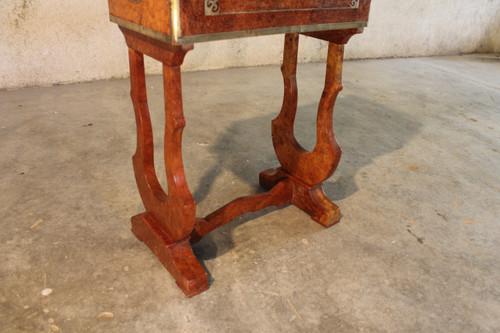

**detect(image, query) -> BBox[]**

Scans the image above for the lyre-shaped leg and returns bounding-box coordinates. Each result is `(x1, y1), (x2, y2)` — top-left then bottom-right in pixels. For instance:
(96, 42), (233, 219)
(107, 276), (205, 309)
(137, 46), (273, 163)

(122, 28), (208, 297)
(119, 27), (361, 297)
(260, 33), (347, 227)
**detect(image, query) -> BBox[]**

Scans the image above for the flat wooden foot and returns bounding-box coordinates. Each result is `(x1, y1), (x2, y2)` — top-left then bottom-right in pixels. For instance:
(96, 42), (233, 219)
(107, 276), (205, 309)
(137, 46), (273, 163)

(260, 168), (341, 228)
(131, 213), (209, 297)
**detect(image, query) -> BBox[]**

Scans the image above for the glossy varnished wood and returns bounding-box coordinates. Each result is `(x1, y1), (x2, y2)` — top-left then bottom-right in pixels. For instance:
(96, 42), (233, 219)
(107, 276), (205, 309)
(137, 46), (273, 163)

(112, 0), (371, 297)
(109, 0), (371, 43)
(179, 0), (370, 37)
(131, 213), (208, 297)
(270, 33), (343, 185)
(123, 29), (208, 297)
(109, 0), (171, 36)
(191, 179), (294, 243)
(259, 31), (360, 227)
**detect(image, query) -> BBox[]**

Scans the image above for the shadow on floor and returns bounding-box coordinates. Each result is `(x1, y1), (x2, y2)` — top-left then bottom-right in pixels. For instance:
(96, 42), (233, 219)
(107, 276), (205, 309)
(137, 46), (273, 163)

(192, 93), (422, 269)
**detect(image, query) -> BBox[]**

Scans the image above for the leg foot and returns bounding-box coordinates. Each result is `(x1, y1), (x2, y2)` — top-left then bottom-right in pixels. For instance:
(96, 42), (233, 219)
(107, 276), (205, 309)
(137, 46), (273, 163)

(292, 182), (341, 228)
(260, 168), (340, 228)
(131, 213), (209, 297)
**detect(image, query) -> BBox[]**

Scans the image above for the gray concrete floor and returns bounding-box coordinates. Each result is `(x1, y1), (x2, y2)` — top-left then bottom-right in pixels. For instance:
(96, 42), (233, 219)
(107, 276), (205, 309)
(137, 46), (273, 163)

(1, 54), (499, 332)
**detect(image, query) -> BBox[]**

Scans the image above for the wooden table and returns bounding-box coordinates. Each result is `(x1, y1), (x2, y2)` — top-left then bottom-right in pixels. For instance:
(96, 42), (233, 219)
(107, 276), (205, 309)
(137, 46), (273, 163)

(108, 0), (372, 297)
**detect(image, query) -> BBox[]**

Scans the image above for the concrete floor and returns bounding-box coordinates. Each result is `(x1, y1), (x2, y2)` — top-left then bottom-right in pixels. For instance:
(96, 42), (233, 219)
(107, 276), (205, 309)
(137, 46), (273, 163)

(1, 54), (499, 332)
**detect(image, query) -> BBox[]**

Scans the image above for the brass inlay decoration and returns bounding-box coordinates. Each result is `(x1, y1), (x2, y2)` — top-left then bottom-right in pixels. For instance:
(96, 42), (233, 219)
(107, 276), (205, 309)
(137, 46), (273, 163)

(205, 0), (360, 16)
(110, 15), (366, 45)
(170, 0), (181, 43)
(205, 0), (220, 15)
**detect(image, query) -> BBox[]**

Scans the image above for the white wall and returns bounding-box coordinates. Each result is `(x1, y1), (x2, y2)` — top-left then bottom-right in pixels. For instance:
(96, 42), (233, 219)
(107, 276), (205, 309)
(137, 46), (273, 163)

(1, 0), (499, 89)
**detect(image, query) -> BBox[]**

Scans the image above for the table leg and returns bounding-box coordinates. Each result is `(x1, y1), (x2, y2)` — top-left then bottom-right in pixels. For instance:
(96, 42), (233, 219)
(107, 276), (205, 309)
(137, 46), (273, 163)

(260, 33), (347, 227)
(122, 29), (209, 297)
(119, 28), (360, 297)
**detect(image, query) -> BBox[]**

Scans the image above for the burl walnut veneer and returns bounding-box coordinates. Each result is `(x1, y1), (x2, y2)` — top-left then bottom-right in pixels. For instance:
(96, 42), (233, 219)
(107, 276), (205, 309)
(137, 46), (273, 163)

(108, 0), (372, 297)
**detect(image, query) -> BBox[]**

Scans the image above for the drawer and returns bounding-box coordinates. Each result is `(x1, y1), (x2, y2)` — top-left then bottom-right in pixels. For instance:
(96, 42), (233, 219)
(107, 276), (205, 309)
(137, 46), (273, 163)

(109, 0), (371, 44)
(204, 0), (359, 16)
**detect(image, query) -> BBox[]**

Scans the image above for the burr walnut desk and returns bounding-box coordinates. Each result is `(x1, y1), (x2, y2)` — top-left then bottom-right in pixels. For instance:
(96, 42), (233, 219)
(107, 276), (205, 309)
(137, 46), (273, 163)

(108, 0), (372, 297)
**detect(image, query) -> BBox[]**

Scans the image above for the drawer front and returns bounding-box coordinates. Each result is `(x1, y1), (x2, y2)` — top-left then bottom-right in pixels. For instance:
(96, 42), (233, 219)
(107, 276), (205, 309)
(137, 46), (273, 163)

(205, 0), (359, 16)
(110, 0), (371, 44)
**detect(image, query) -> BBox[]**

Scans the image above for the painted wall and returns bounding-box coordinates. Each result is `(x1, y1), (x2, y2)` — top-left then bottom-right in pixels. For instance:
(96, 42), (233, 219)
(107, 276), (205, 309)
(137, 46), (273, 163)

(1, 0), (499, 89)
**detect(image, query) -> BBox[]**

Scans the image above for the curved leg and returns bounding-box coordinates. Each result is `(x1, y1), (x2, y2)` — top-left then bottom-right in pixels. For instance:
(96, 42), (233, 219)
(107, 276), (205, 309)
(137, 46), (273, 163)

(123, 28), (208, 297)
(119, 27), (361, 296)
(260, 33), (347, 227)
